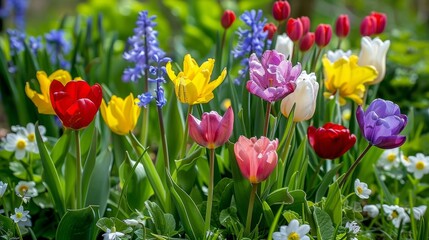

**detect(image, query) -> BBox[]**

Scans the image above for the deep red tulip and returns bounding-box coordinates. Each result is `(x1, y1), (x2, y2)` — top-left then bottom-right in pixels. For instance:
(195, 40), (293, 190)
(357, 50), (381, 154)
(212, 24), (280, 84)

(263, 23), (278, 40)
(360, 15), (377, 36)
(299, 32), (315, 52)
(307, 123), (356, 159)
(50, 80), (102, 130)
(272, 0), (290, 22)
(221, 10), (236, 29)
(299, 16), (311, 34)
(315, 24), (332, 48)
(370, 11), (387, 34)
(286, 18), (304, 42)
(335, 14), (350, 38)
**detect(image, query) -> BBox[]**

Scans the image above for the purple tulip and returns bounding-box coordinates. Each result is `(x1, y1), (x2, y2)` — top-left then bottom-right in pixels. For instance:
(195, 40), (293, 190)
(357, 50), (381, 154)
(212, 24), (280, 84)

(246, 50), (301, 103)
(356, 98), (407, 149)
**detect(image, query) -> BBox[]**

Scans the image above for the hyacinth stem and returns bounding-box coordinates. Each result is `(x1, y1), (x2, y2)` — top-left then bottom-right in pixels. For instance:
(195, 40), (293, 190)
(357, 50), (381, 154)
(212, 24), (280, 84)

(204, 148), (215, 234)
(311, 47), (322, 73)
(245, 183), (258, 235)
(180, 105), (193, 158)
(339, 143), (373, 188)
(157, 106), (170, 172)
(75, 130), (82, 209)
(263, 101), (272, 137)
(140, 107), (149, 146)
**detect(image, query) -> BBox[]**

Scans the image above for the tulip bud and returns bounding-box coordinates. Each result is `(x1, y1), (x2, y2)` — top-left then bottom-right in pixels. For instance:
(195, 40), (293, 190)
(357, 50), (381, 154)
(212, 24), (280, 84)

(335, 14), (350, 38)
(370, 11), (387, 34)
(275, 33), (294, 60)
(299, 32), (315, 52)
(315, 24), (332, 48)
(299, 16), (311, 34)
(286, 18), (304, 42)
(221, 10), (236, 29)
(358, 36), (390, 85)
(360, 15), (377, 36)
(263, 23), (278, 40)
(272, 0), (290, 22)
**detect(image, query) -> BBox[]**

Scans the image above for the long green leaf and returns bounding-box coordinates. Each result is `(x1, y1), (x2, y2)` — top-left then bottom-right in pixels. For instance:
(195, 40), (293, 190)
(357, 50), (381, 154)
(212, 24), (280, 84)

(82, 126), (98, 204)
(324, 181), (342, 226)
(313, 207), (335, 240)
(56, 206), (99, 240)
(315, 163), (343, 202)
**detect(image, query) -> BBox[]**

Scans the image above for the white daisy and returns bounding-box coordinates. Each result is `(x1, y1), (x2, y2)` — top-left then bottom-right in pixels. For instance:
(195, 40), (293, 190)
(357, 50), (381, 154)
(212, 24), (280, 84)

(2, 132), (29, 160)
(102, 228), (125, 240)
(272, 219), (310, 240)
(345, 221), (360, 234)
(383, 205), (410, 228)
(378, 148), (401, 170)
(363, 204), (379, 218)
(354, 179), (371, 199)
(12, 123), (47, 154)
(406, 153), (429, 179)
(410, 205), (427, 220)
(15, 181), (38, 201)
(0, 181), (7, 197)
(10, 205), (30, 223)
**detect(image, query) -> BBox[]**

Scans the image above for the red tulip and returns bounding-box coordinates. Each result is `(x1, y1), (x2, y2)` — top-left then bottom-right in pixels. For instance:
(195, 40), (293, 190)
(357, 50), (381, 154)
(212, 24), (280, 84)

(335, 14), (350, 38)
(188, 107), (234, 149)
(307, 123), (356, 159)
(221, 10), (236, 29)
(370, 11), (387, 34)
(286, 18), (304, 42)
(272, 0), (290, 22)
(299, 16), (311, 34)
(263, 23), (278, 40)
(360, 15), (377, 36)
(299, 32), (315, 52)
(50, 80), (102, 130)
(315, 24), (332, 48)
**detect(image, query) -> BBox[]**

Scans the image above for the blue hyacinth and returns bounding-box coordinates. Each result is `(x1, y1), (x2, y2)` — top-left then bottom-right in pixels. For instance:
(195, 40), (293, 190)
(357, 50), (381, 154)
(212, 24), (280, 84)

(28, 36), (42, 55)
(0, 0), (28, 30)
(45, 30), (71, 69)
(122, 11), (165, 83)
(232, 9), (268, 84)
(6, 29), (25, 56)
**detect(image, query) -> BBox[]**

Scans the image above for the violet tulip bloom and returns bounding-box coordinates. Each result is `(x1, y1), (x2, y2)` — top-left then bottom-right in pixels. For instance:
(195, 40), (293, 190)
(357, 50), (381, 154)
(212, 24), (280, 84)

(246, 50), (301, 103)
(188, 107), (234, 149)
(234, 136), (278, 184)
(357, 98), (407, 149)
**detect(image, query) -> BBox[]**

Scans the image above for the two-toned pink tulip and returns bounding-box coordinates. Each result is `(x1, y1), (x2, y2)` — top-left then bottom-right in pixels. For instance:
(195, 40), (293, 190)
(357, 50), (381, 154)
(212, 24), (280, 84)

(335, 14), (350, 38)
(315, 24), (332, 48)
(188, 107), (234, 149)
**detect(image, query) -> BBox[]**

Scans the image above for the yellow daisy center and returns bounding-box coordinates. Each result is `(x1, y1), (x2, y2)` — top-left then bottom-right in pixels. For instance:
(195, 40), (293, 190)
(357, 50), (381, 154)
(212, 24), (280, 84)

(16, 139), (26, 150)
(288, 232), (300, 240)
(357, 186), (363, 194)
(27, 133), (35, 142)
(391, 210), (399, 219)
(19, 185), (29, 195)
(403, 156), (409, 162)
(387, 153), (396, 162)
(16, 212), (23, 219)
(416, 161), (425, 170)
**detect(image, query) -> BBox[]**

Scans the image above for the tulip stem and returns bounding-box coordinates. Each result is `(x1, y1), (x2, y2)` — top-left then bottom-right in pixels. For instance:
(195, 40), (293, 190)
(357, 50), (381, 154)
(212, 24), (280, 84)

(263, 101), (272, 137)
(280, 122), (297, 163)
(157, 106), (170, 172)
(311, 47), (322, 73)
(180, 105), (193, 158)
(310, 158), (326, 186)
(339, 143), (372, 188)
(245, 183), (258, 236)
(204, 148), (215, 235)
(337, 39), (343, 50)
(75, 130), (82, 209)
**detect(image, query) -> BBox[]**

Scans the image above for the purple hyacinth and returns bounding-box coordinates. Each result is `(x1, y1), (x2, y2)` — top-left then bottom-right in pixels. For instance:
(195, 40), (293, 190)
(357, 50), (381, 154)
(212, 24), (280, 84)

(356, 98), (407, 149)
(0, 0), (28, 30)
(232, 9), (268, 84)
(6, 29), (25, 56)
(45, 30), (71, 69)
(246, 50), (301, 102)
(122, 11), (165, 82)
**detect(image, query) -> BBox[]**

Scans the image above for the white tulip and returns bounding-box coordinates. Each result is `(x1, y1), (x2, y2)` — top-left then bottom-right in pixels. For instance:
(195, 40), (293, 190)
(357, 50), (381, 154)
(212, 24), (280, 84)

(275, 33), (294, 60)
(281, 71), (318, 122)
(358, 36), (390, 84)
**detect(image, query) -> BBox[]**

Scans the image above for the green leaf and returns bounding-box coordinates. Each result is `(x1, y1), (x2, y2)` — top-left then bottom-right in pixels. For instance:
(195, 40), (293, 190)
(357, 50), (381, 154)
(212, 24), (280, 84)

(284, 138), (307, 190)
(35, 123), (66, 217)
(51, 129), (72, 168)
(82, 126), (98, 205)
(262, 201), (274, 227)
(266, 188), (294, 206)
(145, 201), (176, 236)
(324, 181), (342, 226)
(175, 146), (204, 172)
(267, 205), (284, 240)
(315, 163), (343, 202)
(56, 206), (99, 240)
(313, 207), (335, 240)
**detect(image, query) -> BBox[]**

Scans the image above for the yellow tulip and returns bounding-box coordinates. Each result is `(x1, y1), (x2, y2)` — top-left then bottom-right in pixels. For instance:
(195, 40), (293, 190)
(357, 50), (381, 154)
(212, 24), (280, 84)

(166, 54), (227, 105)
(100, 93), (141, 135)
(322, 55), (378, 105)
(25, 70), (73, 114)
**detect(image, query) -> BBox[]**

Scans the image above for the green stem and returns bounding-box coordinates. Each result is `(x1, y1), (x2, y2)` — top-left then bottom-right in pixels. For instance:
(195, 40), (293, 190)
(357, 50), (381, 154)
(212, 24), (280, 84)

(280, 122), (297, 163)
(335, 91), (342, 124)
(337, 38), (342, 50)
(180, 105), (193, 158)
(339, 144), (372, 188)
(15, 222), (23, 240)
(310, 158), (325, 186)
(263, 101), (272, 137)
(157, 106), (170, 172)
(75, 130), (82, 209)
(139, 107), (149, 146)
(311, 47), (322, 73)
(204, 148), (216, 234)
(245, 183), (258, 235)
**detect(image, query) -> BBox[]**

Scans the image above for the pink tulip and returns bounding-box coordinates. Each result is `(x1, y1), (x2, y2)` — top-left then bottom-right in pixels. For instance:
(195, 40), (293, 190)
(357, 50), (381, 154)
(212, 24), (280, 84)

(234, 136), (278, 184)
(188, 107), (234, 149)
(315, 23), (332, 48)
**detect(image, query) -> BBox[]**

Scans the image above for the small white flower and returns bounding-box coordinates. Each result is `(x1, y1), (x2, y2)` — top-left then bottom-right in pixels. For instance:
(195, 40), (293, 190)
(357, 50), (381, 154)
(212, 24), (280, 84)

(383, 205), (410, 228)
(123, 219), (139, 226)
(410, 205), (427, 220)
(272, 219), (310, 240)
(10, 206), (30, 223)
(275, 33), (294, 60)
(345, 221), (360, 234)
(378, 148), (401, 171)
(354, 179), (371, 199)
(12, 123), (47, 154)
(15, 181), (38, 200)
(102, 228), (125, 240)
(2, 132), (29, 159)
(0, 181), (7, 197)
(406, 153), (429, 179)
(363, 204), (379, 218)
(326, 49), (352, 62)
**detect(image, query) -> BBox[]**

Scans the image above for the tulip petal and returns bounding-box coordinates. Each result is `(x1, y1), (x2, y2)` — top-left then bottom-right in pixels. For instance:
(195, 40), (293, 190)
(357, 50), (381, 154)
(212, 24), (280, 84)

(214, 107), (234, 147)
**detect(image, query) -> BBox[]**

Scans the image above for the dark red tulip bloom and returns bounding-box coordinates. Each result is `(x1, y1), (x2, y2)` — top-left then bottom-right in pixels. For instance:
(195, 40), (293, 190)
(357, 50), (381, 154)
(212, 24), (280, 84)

(299, 16), (311, 34)
(370, 11), (387, 34)
(263, 23), (278, 40)
(286, 18), (304, 42)
(221, 10), (236, 29)
(50, 80), (102, 130)
(299, 32), (315, 52)
(360, 15), (377, 36)
(308, 123), (356, 159)
(335, 14), (350, 38)
(315, 24), (332, 48)
(272, 0), (290, 22)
